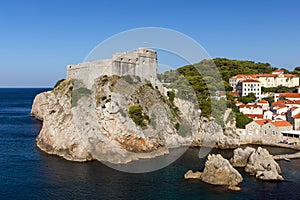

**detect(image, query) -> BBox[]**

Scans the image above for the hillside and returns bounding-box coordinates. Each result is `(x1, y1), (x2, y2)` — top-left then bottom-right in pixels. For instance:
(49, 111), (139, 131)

(158, 58), (298, 128)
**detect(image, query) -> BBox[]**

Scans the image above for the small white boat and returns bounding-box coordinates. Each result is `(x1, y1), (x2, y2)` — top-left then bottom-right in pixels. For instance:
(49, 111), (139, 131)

(284, 158), (291, 162)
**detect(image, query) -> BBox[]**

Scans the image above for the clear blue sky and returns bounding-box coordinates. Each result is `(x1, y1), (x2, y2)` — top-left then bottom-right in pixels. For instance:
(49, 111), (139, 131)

(0, 0), (299, 87)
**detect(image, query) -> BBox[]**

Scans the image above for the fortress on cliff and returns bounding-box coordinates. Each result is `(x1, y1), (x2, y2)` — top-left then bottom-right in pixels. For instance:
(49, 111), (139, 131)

(67, 48), (158, 87)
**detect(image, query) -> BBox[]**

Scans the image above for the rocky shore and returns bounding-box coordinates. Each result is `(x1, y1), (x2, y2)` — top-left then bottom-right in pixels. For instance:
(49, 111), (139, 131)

(184, 146), (284, 191)
(31, 76), (240, 164)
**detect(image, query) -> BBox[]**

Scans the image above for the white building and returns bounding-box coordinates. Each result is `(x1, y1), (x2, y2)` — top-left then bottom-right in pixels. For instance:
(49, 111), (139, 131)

(257, 99), (269, 110)
(229, 70), (299, 91)
(239, 104), (263, 115)
(274, 93), (300, 102)
(236, 79), (261, 98)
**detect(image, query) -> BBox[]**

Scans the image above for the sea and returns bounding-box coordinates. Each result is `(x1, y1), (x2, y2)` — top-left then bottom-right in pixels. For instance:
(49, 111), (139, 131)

(1, 88), (300, 200)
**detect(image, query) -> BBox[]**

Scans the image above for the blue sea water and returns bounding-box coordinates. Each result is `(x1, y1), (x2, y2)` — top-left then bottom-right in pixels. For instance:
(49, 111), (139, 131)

(1, 88), (300, 200)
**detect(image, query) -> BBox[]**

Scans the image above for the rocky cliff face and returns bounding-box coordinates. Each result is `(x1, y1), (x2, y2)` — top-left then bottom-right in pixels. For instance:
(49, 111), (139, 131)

(31, 76), (238, 163)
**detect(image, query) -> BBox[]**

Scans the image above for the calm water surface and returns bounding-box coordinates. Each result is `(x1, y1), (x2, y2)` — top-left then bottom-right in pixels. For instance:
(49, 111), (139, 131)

(1, 88), (300, 200)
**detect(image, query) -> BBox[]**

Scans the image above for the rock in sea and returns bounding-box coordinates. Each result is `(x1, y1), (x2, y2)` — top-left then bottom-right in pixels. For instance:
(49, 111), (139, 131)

(184, 170), (202, 179)
(230, 147), (256, 167)
(200, 154), (243, 190)
(245, 147), (284, 181)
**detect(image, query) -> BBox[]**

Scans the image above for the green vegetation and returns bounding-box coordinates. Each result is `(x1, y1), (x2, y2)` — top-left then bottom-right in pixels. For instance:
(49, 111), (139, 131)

(158, 58), (277, 127)
(213, 58), (274, 82)
(237, 93), (256, 104)
(54, 79), (66, 88)
(128, 105), (150, 127)
(122, 75), (141, 84)
(71, 87), (92, 107)
(263, 96), (274, 104)
(167, 90), (175, 103)
(261, 86), (298, 93)
(235, 112), (253, 129)
(226, 93), (253, 128)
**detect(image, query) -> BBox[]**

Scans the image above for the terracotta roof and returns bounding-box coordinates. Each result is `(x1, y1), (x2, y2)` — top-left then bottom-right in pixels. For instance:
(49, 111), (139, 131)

(229, 91), (239, 97)
(273, 100), (300, 106)
(273, 70), (284, 72)
(273, 106), (287, 110)
(284, 74), (297, 77)
(245, 114), (264, 119)
(254, 119), (270, 125)
(241, 79), (260, 83)
(293, 112), (300, 119)
(270, 120), (292, 127)
(279, 93), (300, 99)
(252, 74), (277, 78)
(257, 99), (268, 104)
(239, 104), (262, 109)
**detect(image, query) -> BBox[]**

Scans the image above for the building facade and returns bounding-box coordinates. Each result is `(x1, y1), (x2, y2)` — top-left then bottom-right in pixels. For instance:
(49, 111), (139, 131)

(66, 48), (158, 88)
(239, 119), (292, 144)
(230, 70), (299, 93)
(236, 79), (261, 98)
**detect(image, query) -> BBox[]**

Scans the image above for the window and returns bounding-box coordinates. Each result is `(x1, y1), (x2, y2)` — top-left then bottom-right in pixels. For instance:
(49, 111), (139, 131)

(264, 130), (267, 135)
(248, 130), (252, 135)
(272, 131), (275, 136)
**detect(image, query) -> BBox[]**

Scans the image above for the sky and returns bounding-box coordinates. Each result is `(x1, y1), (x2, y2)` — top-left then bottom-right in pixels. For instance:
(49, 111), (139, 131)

(0, 0), (299, 87)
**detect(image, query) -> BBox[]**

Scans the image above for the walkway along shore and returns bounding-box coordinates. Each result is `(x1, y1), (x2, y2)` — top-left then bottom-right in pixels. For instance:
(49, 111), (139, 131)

(273, 153), (300, 160)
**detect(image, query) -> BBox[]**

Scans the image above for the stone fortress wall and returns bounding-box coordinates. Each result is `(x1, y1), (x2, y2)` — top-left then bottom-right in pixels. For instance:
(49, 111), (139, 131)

(67, 48), (158, 87)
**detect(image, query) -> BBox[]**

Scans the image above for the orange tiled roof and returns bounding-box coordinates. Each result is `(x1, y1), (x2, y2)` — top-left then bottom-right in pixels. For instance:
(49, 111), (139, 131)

(257, 99), (268, 104)
(229, 91), (239, 97)
(284, 74), (297, 77)
(273, 70), (284, 73)
(270, 120), (292, 127)
(239, 104), (262, 109)
(254, 119), (270, 125)
(293, 112), (300, 119)
(241, 79), (260, 83)
(231, 73), (298, 80)
(279, 93), (300, 99)
(252, 74), (277, 78)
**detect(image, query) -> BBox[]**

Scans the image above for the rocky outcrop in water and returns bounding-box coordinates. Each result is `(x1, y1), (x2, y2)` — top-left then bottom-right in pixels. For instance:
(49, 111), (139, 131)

(200, 154), (243, 189)
(184, 170), (202, 179)
(245, 147), (284, 181)
(230, 147), (255, 167)
(31, 75), (239, 164)
(31, 77), (196, 163)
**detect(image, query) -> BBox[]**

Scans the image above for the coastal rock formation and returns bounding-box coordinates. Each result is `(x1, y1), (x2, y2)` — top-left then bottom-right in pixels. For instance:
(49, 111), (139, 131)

(230, 147), (256, 167)
(31, 76), (197, 163)
(184, 170), (202, 179)
(201, 154), (243, 188)
(217, 137), (240, 149)
(245, 147), (284, 181)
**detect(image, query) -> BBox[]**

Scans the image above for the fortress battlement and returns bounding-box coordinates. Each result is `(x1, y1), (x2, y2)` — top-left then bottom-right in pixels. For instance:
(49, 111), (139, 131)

(67, 48), (157, 87)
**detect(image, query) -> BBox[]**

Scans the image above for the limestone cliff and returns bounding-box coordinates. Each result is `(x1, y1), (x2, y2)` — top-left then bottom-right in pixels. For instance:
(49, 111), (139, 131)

(31, 76), (196, 163)
(31, 76), (239, 163)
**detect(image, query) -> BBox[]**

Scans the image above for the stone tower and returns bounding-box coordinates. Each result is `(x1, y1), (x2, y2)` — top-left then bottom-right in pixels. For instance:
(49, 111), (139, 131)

(67, 48), (157, 88)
